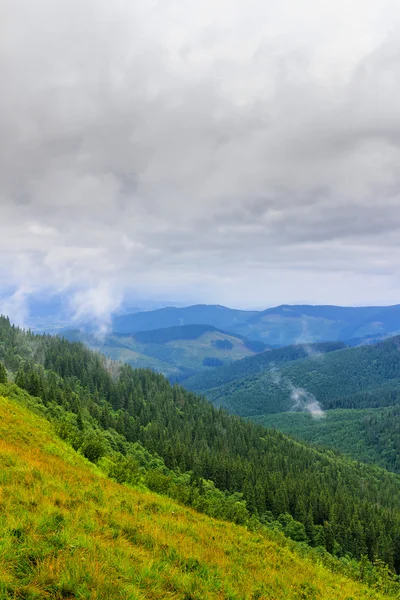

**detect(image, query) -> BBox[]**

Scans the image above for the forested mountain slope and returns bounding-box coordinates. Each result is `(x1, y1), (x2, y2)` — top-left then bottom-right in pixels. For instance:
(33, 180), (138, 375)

(3, 315), (400, 572)
(184, 340), (346, 392)
(0, 392), (394, 600)
(255, 405), (400, 475)
(61, 324), (265, 381)
(200, 335), (400, 416)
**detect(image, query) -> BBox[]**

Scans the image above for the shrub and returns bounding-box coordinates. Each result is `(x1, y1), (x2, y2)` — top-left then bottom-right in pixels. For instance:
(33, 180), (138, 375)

(81, 434), (106, 463)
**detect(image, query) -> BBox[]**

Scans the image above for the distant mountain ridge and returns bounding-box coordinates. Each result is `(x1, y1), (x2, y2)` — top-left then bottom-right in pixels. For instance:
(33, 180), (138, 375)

(112, 303), (400, 346)
(112, 304), (259, 333)
(127, 323), (266, 352)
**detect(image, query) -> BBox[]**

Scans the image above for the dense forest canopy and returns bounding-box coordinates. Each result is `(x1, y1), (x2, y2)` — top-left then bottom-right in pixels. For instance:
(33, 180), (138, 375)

(255, 405), (400, 475)
(184, 341), (347, 392)
(190, 335), (400, 417)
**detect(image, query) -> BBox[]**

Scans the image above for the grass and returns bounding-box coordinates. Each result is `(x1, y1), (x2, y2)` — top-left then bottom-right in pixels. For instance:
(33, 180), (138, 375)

(0, 394), (394, 599)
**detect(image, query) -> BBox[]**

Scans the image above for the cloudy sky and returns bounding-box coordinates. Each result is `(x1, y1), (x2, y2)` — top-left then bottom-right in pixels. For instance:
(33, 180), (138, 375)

(1, 0), (400, 323)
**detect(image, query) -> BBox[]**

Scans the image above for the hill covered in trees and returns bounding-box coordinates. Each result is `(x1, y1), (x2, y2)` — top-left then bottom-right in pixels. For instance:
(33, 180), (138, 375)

(254, 405), (400, 475)
(61, 324), (265, 381)
(190, 335), (400, 417)
(184, 340), (346, 393)
(1, 389), (396, 599)
(3, 315), (400, 576)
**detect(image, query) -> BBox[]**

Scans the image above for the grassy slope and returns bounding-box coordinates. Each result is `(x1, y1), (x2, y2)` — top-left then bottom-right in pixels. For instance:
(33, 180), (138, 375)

(0, 395), (389, 600)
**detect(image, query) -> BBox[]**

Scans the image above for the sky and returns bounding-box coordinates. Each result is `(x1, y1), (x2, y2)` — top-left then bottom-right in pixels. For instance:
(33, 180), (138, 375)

(1, 0), (400, 325)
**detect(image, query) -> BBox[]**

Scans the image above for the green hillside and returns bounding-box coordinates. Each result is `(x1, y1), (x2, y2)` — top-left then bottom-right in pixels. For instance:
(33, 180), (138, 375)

(62, 324), (264, 380)
(184, 341), (346, 392)
(200, 336), (400, 417)
(3, 315), (400, 573)
(1, 391), (396, 599)
(253, 405), (400, 475)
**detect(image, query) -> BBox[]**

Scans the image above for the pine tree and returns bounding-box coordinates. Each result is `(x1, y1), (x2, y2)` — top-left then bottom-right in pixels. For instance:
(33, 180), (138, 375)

(0, 361), (7, 384)
(76, 411), (84, 431)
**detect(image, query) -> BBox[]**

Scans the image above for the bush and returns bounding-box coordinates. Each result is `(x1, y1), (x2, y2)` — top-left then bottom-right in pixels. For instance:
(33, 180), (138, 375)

(106, 454), (140, 484)
(278, 513), (308, 543)
(81, 434), (106, 463)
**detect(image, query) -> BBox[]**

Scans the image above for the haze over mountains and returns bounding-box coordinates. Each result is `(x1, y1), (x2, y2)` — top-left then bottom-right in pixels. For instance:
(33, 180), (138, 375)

(19, 297), (400, 344)
(22, 300), (400, 383)
(111, 303), (400, 346)
(20, 299), (399, 386)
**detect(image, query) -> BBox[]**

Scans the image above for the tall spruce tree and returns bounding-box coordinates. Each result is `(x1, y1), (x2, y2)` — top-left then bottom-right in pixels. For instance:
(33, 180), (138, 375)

(0, 361), (7, 384)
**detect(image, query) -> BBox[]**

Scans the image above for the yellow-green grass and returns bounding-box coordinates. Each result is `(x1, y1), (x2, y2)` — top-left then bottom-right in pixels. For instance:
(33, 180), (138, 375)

(0, 395), (389, 599)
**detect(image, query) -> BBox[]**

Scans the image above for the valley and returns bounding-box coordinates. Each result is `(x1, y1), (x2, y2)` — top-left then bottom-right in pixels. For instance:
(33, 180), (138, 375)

(3, 306), (400, 597)
(61, 324), (266, 380)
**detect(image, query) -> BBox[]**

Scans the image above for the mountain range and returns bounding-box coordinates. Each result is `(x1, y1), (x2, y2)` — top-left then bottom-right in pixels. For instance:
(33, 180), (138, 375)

(42, 301), (400, 383)
(111, 303), (400, 346)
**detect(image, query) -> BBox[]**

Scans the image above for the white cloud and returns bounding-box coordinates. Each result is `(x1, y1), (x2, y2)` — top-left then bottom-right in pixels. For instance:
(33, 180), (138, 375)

(1, 0), (400, 317)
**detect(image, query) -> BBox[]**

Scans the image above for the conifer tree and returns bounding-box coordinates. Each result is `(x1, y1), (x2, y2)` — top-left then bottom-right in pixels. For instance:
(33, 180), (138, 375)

(0, 361), (7, 384)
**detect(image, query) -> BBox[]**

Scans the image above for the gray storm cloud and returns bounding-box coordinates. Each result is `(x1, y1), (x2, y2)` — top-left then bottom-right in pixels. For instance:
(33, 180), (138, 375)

(2, 0), (400, 321)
